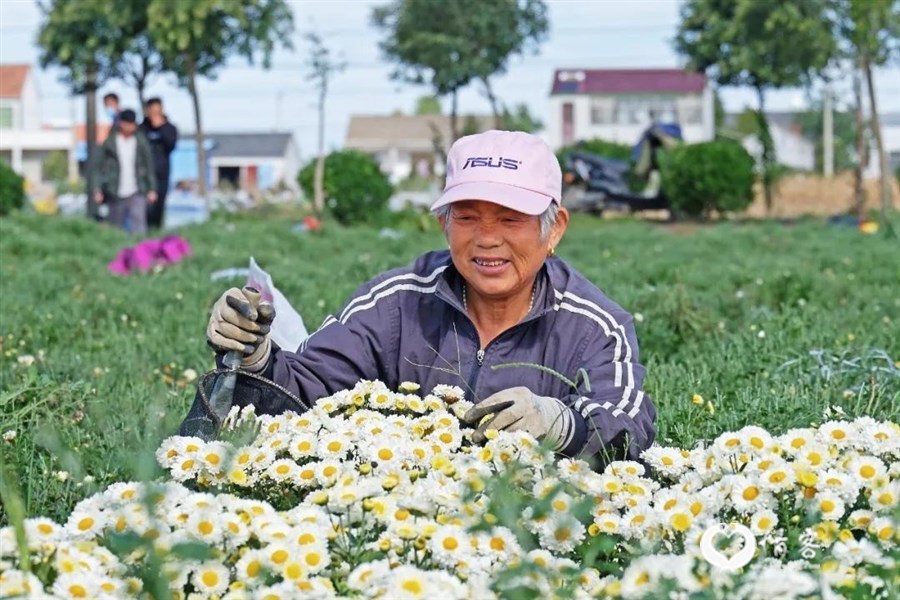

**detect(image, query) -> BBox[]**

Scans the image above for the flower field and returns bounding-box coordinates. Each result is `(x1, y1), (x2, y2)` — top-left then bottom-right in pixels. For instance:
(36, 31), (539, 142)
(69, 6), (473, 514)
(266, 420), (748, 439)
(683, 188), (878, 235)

(1, 210), (898, 598)
(2, 380), (897, 598)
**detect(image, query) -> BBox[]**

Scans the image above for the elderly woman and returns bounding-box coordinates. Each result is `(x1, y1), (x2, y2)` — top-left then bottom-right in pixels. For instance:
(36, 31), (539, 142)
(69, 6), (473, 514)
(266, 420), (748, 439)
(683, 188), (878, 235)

(187, 130), (656, 464)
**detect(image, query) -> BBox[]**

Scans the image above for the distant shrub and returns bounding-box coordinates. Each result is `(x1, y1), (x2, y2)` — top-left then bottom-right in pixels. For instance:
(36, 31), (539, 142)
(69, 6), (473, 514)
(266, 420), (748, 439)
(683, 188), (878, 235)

(0, 160), (25, 216)
(298, 151), (393, 226)
(556, 138), (633, 165)
(660, 141), (755, 218)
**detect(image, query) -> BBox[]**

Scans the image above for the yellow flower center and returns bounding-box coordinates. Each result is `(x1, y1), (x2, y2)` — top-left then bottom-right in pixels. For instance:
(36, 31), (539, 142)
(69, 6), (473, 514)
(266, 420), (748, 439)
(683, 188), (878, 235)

(742, 486), (759, 501)
(77, 517), (94, 531)
(442, 537), (459, 551)
(201, 571), (219, 587)
(401, 580), (423, 595)
(859, 465), (876, 479)
(378, 448), (394, 461)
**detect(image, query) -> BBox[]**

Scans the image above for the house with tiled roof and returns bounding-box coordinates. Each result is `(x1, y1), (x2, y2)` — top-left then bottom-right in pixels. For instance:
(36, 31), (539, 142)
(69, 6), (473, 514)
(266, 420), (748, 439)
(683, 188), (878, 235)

(546, 68), (715, 149)
(0, 63), (75, 184)
(345, 114), (494, 183)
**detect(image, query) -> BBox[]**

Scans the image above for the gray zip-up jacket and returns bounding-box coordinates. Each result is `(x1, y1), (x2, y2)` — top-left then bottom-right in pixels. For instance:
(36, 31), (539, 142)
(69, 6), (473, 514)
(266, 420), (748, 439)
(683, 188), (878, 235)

(184, 250), (656, 462)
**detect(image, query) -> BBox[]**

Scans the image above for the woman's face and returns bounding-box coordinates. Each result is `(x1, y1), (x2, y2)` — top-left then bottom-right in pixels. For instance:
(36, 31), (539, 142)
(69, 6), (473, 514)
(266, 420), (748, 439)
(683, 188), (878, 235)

(443, 200), (568, 303)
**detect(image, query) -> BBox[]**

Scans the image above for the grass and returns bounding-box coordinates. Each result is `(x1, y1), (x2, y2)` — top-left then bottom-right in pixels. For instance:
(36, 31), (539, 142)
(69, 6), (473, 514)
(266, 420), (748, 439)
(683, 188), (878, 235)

(1, 209), (898, 524)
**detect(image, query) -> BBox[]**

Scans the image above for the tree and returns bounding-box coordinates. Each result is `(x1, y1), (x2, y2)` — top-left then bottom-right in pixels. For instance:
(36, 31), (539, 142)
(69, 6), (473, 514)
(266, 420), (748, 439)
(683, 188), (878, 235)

(501, 103), (543, 132)
(796, 102), (858, 174)
(304, 31), (346, 217)
(37, 0), (133, 218)
(834, 0), (900, 217)
(148, 0), (293, 197)
(415, 95), (442, 115)
(117, 31), (164, 108)
(372, 0), (549, 141)
(675, 0), (836, 213)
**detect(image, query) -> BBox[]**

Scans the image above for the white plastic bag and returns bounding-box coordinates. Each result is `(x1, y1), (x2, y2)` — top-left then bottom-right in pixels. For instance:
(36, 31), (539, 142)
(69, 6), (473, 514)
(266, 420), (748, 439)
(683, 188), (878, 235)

(246, 257), (309, 351)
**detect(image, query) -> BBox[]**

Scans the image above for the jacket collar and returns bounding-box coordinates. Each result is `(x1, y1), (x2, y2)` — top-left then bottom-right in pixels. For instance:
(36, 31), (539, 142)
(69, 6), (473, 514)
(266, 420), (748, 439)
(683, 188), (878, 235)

(434, 253), (557, 325)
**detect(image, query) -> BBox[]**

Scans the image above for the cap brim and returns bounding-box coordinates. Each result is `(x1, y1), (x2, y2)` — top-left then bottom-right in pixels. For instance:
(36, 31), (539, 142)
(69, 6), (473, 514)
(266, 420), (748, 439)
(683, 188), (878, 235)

(430, 181), (555, 216)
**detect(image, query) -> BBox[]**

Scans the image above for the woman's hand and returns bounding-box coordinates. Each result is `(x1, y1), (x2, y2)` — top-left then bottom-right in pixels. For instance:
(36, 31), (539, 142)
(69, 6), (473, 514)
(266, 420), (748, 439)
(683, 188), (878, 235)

(206, 287), (275, 371)
(462, 387), (578, 451)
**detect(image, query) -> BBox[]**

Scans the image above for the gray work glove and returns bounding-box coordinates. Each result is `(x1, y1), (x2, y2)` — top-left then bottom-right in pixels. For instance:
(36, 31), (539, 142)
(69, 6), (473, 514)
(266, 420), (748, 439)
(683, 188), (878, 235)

(206, 287), (276, 372)
(462, 386), (578, 452)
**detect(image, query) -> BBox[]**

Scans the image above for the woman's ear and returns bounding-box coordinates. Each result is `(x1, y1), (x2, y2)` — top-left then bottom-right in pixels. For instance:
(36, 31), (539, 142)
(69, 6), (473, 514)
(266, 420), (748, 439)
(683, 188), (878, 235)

(550, 206), (569, 248)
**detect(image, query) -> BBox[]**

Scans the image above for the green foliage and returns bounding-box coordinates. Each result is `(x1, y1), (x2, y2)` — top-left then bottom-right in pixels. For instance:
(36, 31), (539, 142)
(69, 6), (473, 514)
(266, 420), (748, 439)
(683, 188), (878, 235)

(42, 150), (68, 183)
(556, 138), (633, 165)
(415, 95), (442, 115)
(297, 150), (394, 226)
(2, 211), (898, 523)
(501, 103), (543, 133)
(372, 0), (549, 139)
(659, 140), (755, 217)
(676, 0), (836, 209)
(0, 161), (26, 216)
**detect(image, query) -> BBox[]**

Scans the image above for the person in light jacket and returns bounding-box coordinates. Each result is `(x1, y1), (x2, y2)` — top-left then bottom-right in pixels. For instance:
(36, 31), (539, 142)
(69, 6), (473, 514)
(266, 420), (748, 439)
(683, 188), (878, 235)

(93, 109), (157, 234)
(187, 130), (657, 466)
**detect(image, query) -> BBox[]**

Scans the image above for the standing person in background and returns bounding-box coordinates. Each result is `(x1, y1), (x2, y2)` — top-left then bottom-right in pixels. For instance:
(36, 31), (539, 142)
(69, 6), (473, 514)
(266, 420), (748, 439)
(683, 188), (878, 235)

(140, 97), (179, 229)
(102, 93), (121, 132)
(93, 109), (157, 235)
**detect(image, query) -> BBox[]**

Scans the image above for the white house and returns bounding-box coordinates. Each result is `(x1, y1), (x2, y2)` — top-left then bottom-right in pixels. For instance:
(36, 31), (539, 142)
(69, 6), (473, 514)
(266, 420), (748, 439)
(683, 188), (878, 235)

(0, 64), (75, 184)
(546, 68), (715, 150)
(345, 114), (493, 183)
(201, 132), (301, 192)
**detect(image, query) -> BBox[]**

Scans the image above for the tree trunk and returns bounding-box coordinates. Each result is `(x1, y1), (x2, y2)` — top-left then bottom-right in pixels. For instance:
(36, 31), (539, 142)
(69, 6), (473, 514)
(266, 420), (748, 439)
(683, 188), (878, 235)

(449, 89), (459, 143)
(852, 65), (866, 218)
(187, 60), (207, 198)
(313, 85), (326, 216)
(85, 61), (99, 220)
(754, 85), (776, 214)
(481, 77), (503, 129)
(863, 56), (893, 217)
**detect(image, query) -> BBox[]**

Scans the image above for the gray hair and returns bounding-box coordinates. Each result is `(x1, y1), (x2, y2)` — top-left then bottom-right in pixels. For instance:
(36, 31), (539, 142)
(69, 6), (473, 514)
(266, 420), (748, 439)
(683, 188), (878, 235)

(434, 202), (560, 240)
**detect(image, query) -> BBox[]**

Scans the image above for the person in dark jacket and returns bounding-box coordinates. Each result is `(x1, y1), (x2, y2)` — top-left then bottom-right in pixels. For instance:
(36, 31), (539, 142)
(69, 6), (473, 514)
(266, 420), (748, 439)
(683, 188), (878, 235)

(93, 109), (157, 234)
(190, 130), (657, 465)
(140, 97), (178, 229)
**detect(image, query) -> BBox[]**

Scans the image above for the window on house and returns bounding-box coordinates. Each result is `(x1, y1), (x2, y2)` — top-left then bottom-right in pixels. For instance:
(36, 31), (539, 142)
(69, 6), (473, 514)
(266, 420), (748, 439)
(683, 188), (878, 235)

(590, 99), (615, 124)
(0, 106), (13, 129)
(679, 98), (703, 125)
(614, 96), (677, 125)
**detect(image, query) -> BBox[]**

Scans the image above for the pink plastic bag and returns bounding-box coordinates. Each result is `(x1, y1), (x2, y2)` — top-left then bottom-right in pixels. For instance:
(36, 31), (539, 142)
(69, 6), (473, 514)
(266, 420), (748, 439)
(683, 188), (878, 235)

(107, 235), (193, 276)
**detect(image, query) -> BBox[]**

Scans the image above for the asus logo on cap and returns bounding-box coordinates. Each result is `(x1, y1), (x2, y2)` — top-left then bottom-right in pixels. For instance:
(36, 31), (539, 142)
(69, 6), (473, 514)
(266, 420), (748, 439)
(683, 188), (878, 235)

(462, 157), (521, 170)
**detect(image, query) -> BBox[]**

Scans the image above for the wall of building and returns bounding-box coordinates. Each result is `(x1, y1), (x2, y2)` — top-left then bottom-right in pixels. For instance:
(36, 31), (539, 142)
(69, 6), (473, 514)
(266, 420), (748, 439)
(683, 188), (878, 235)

(546, 90), (713, 150)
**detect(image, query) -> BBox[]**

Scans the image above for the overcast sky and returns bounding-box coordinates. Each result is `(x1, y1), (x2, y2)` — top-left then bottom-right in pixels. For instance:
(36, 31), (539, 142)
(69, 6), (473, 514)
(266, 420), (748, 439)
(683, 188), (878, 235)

(1, 0), (898, 159)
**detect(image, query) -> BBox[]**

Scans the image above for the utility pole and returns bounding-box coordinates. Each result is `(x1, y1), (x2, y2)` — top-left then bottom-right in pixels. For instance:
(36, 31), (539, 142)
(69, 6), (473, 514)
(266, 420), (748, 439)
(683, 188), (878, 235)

(823, 85), (834, 178)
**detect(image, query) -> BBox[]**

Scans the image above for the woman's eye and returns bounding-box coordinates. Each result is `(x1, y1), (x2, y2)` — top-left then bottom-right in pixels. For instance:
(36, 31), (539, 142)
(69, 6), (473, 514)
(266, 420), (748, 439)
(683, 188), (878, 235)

(454, 215), (476, 222)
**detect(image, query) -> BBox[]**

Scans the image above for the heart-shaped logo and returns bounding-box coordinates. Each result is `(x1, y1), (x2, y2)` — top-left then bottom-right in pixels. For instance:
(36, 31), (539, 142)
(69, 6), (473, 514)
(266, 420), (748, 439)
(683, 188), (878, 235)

(699, 522), (757, 570)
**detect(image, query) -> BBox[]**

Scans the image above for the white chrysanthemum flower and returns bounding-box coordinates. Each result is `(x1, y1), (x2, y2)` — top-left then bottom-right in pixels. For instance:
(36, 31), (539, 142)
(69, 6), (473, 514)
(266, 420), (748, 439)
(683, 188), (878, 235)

(102, 481), (143, 505)
(185, 509), (223, 545)
(64, 505), (106, 540)
(316, 432), (352, 461)
(428, 524), (470, 567)
(728, 475), (774, 514)
(51, 572), (99, 599)
(818, 420), (857, 446)
(642, 444), (689, 478)
(737, 425), (774, 453)
(749, 508), (778, 536)
(619, 554), (700, 599)
(234, 548), (267, 584)
(264, 458), (298, 483)
(539, 514), (585, 554)
(832, 537), (890, 567)
(758, 460), (796, 493)
(315, 460), (343, 487)
(814, 491), (846, 521)
(847, 455), (887, 488)
(24, 517), (62, 549)
(432, 384), (465, 403)
(191, 561), (230, 596)
(868, 516), (896, 546)
(198, 441), (230, 473)
(347, 559), (392, 592)
(793, 442), (832, 471)
(818, 468), (861, 503)
(869, 480), (899, 512)
(169, 451), (202, 482)
(386, 565), (468, 599)
(0, 569), (45, 599)
(778, 428), (817, 456)
(608, 460), (648, 479)
(857, 419), (899, 455)
(593, 511), (622, 535)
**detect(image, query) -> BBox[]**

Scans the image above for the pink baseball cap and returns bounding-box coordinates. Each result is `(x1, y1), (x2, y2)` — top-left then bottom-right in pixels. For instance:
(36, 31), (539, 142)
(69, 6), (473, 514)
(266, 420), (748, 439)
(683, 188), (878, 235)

(431, 130), (562, 216)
